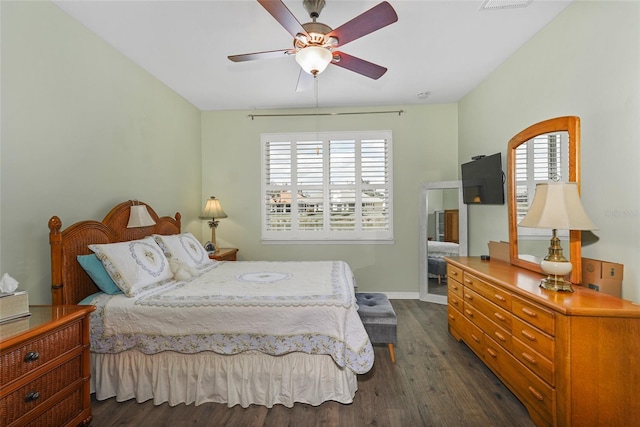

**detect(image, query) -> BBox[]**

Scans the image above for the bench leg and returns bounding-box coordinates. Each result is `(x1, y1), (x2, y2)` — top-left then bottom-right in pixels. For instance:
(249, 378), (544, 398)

(388, 343), (396, 363)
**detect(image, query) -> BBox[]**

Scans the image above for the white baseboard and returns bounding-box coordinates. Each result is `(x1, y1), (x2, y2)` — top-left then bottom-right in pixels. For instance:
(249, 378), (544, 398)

(382, 291), (420, 300)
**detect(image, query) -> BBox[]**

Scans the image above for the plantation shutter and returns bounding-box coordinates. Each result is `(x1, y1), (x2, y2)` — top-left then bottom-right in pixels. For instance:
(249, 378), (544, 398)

(262, 131), (393, 242)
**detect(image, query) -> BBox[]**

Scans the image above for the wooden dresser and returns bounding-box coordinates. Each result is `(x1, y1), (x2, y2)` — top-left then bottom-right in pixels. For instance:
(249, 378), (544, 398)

(446, 257), (640, 427)
(0, 305), (95, 427)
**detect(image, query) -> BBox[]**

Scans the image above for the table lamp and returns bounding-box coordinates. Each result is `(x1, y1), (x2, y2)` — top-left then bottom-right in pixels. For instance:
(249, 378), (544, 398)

(200, 196), (227, 250)
(127, 201), (156, 228)
(518, 182), (597, 292)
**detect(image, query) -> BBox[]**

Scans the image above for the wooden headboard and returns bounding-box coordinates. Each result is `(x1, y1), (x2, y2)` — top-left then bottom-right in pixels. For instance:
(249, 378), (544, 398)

(49, 200), (181, 305)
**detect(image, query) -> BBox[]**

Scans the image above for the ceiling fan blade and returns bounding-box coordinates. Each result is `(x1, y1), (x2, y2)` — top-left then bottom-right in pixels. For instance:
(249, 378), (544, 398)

(258, 0), (309, 39)
(331, 52), (387, 80)
(296, 69), (315, 92)
(228, 49), (294, 62)
(327, 2), (398, 48)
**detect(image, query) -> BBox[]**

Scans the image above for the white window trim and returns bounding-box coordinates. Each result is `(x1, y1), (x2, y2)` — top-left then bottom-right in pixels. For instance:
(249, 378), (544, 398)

(261, 130), (393, 243)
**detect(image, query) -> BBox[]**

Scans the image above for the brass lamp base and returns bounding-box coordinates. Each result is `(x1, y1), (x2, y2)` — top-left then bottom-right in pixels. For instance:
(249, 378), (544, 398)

(538, 229), (574, 292)
(540, 276), (574, 292)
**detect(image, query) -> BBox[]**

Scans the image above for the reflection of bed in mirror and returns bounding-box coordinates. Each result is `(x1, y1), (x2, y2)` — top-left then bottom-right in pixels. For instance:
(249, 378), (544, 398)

(427, 241), (459, 283)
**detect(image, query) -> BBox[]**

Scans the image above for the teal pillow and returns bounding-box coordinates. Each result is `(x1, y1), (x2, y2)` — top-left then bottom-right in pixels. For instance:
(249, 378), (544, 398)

(77, 254), (122, 295)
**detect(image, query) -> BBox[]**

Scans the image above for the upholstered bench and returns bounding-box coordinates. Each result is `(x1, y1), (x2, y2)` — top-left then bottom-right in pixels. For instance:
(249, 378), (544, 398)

(428, 257), (448, 283)
(355, 292), (397, 363)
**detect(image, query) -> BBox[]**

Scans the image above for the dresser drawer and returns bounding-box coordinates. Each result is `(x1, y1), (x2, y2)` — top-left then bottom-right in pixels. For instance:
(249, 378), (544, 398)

(0, 320), (82, 385)
(448, 290), (464, 313)
(447, 304), (465, 332)
(484, 336), (554, 425)
(463, 301), (512, 352)
(512, 316), (555, 361)
(459, 314), (485, 358)
(447, 277), (464, 299)
(462, 272), (512, 311)
(463, 287), (512, 332)
(447, 264), (463, 286)
(512, 296), (555, 336)
(1, 354), (82, 425)
(512, 337), (555, 386)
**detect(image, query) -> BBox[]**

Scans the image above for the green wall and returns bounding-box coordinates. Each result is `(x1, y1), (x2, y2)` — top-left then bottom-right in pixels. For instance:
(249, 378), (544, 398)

(1, 1), (202, 304)
(201, 105), (459, 296)
(458, 0), (640, 301)
(2, 0), (638, 304)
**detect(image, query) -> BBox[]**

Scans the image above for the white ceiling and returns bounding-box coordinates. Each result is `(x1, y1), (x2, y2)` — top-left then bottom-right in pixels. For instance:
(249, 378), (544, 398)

(52, 0), (572, 111)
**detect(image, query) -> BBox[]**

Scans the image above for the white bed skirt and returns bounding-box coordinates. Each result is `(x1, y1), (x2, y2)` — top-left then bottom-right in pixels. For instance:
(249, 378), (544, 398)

(91, 350), (358, 408)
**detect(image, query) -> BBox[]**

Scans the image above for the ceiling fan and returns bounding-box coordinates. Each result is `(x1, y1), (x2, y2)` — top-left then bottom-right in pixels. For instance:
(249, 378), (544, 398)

(228, 0), (398, 91)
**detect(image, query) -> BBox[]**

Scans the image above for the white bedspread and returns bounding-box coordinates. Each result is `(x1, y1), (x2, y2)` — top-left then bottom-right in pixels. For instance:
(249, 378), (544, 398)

(427, 241), (459, 257)
(88, 260), (374, 374)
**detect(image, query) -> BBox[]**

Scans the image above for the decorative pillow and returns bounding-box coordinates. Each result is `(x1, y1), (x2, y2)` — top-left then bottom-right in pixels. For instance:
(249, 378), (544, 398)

(153, 233), (214, 269)
(77, 254), (122, 295)
(89, 236), (173, 297)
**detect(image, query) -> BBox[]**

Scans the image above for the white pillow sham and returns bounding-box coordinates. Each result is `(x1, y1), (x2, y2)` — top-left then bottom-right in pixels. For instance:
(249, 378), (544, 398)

(153, 232), (214, 269)
(89, 236), (173, 297)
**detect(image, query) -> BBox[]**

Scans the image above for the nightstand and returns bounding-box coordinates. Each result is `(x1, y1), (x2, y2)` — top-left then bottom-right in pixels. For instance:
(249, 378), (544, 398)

(209, 247), (239, 261)
(0, 304), (95, 427)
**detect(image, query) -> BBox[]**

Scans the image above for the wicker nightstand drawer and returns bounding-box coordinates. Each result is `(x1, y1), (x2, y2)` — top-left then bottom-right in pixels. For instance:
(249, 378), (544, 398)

(1, 354), (82, 425)
(0, 320), (82, 385)
(0, 306), (94, 427)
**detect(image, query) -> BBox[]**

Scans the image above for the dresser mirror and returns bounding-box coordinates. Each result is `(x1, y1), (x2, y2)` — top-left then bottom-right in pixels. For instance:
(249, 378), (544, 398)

(507, 116), (582, 284)
(419, 180), (467, 304)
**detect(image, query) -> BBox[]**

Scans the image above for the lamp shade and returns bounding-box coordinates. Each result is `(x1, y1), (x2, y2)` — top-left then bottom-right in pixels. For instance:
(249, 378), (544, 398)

(295, 46), (332, 75)
(127, 204), (156, 228)
(518, 182), (597, 230)
(200, 196), (227, 219)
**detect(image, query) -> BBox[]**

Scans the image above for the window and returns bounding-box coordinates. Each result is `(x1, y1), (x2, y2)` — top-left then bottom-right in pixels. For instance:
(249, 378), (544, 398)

(262, 131), (393, 242)
(515, 132), (568, 236)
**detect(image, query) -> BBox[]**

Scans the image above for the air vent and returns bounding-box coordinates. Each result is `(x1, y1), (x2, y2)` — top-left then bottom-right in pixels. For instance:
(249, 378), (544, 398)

(479, 0), (533, 10)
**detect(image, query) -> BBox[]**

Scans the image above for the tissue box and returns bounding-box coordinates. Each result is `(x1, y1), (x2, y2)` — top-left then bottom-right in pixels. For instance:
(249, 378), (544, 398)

(0, 290), (29, 323)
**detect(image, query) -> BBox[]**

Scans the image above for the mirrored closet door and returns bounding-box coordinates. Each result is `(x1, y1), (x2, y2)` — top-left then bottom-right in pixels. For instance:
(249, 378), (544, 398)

(419, 181), (467, 304)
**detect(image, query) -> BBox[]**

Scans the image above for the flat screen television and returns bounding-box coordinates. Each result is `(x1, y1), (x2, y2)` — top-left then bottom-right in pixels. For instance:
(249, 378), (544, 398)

(461, 153), (505, 205)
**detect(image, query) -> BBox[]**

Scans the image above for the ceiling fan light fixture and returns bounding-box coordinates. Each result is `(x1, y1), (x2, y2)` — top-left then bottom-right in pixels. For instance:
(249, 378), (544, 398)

(295, 45), (332, 75)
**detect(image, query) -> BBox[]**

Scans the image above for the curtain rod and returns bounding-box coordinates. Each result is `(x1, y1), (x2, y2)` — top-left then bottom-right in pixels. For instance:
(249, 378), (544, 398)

(248, 109), (405, 120)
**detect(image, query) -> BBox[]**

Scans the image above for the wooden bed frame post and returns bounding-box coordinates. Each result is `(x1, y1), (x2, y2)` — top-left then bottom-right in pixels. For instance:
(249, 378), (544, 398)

(49, 215), (64, 306)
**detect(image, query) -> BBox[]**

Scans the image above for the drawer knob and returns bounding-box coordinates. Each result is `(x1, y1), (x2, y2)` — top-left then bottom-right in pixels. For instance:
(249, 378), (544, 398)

(471, 333), (481, 343)
(522, 352), (537, 365)
(24, 351), (40, 363)
(465, 309), (474, 318)
(521, 307), (538, 318)
(494, 331), (506, 342)
(25, 391), (40, 403)
(451, 271), (458, 276)
(494, 312), (506, 322)
(521, 330), (537, 342)
(528, 386), (544, 401)
(494, 294), (506, 302)
(487, 348), (497, 358)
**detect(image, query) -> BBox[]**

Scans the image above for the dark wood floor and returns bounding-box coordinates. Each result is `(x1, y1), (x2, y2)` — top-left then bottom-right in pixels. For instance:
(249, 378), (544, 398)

(90, 300), (534, 427)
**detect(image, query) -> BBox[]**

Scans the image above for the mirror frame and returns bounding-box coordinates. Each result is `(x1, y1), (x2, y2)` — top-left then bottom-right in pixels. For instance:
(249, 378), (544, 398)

(419, 180), (468, 305)
(507, 116), (583, 284)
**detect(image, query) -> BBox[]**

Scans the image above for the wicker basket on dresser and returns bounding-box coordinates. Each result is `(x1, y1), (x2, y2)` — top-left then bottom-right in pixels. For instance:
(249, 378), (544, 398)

(0, 305), (95, 427)
(446, 257), (640, 427)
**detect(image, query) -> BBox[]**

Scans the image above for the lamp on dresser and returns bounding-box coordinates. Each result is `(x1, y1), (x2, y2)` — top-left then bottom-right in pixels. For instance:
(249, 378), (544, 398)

(200, 196), (227, 250)
(518, 182), (597, 292)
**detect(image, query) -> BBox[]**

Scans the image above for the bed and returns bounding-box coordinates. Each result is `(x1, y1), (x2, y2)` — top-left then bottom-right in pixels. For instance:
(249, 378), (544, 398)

(427, 240), (459, 282)
(49, 200), (373, 408)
